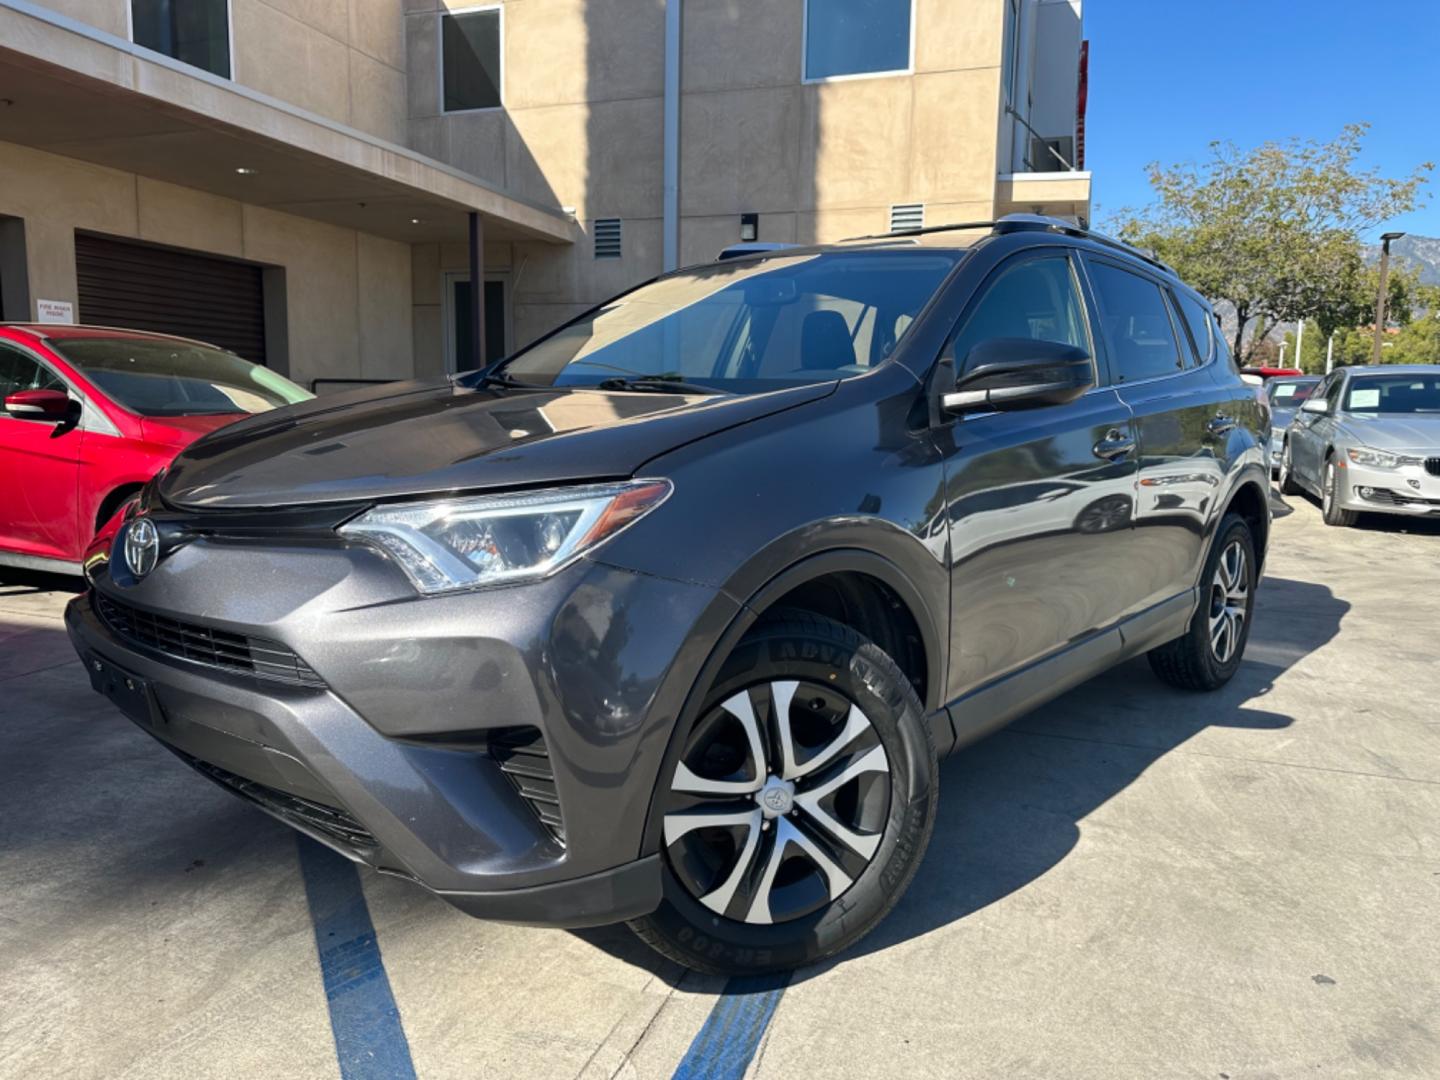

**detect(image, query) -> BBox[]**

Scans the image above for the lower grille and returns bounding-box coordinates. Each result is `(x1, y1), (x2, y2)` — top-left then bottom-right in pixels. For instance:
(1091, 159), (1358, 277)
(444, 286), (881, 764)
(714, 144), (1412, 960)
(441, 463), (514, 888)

(1358, 487), (1440, 509)
(95, 592), (324, 688)
(488, 726), (566, 846)
(1426, 457), (1440, 477)
(178, 751), (379, 856)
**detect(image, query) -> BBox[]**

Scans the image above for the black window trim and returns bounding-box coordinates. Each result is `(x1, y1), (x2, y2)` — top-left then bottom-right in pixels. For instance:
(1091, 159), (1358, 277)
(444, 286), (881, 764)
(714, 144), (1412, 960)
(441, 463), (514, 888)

(1170, 286), (1216, 369)
(439, 3), (505, 115)
(1078, 251), (1192, 389)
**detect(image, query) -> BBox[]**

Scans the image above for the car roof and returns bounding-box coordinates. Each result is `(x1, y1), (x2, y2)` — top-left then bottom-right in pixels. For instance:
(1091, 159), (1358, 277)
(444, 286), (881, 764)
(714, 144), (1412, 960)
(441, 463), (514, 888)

(1342, 364), (1440, 375)
(0, 323), (218, 348)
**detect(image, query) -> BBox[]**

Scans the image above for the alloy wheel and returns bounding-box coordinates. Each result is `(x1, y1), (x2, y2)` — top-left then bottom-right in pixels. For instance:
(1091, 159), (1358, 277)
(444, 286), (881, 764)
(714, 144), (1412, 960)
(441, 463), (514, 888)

(663, 680), (892, 926)
(1323, 462), (1335, 513)
(1208, 540), (1249, 664)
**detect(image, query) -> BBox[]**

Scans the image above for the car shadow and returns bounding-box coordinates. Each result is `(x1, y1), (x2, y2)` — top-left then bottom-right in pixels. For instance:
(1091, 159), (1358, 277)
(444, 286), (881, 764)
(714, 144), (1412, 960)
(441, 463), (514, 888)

(575, 575), (1348, 979)
(1274, 489), (1440, 537)
(0, 567), (86, 596)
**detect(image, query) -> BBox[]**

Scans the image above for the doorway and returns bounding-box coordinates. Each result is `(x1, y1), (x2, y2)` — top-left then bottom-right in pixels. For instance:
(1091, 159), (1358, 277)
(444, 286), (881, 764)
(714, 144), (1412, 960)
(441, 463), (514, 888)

(443, 272), (510, 373)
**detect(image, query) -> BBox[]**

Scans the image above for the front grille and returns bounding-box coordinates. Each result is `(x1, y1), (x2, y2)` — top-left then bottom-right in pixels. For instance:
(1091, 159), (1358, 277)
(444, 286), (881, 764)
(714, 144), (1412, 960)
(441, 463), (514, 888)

(177, 751), (378, 856)
(1426, 458), (1440, 477)
(488, 726), (566, 846)
(94, 592), (324, 688)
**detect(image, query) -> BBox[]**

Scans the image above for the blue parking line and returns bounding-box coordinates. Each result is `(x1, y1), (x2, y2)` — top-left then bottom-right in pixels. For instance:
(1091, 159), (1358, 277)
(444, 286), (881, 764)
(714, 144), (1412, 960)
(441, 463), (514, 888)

(672, 974), (789, 1080)
(296, 837), (417, 1080)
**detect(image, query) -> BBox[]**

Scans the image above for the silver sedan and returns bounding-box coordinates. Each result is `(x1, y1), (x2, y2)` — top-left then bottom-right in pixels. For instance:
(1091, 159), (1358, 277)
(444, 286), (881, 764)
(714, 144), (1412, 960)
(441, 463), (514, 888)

(1277, 365), (1440, 527)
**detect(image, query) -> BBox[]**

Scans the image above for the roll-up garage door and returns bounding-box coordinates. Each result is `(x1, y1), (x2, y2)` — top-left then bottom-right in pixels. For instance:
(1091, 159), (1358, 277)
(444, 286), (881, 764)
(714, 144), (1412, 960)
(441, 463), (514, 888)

(75, 232), (267, 365)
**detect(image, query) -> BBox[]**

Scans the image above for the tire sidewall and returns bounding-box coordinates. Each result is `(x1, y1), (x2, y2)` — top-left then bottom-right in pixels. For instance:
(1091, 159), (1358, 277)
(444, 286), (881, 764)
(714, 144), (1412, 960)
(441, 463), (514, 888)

(1195, 514), (1257, 681)
(647, 619), (937, 973)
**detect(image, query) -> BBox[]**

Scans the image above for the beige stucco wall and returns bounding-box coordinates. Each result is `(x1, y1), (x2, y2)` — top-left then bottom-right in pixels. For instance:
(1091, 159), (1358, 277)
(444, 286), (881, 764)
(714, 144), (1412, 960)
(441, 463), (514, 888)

(30, 0), (409, 144)
(0, 140), (413, 388)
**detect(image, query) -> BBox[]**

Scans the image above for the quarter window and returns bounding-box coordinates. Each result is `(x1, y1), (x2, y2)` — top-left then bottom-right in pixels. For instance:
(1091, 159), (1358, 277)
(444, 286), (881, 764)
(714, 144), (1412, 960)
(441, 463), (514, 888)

(1173, 291), (1214, 366)
(804, 0), (913, 81)
(131, 0), (231, 78)
(948, 255), (1090, 369)
(442, 7), (503, 112)
(1087, 261), (1185, 382)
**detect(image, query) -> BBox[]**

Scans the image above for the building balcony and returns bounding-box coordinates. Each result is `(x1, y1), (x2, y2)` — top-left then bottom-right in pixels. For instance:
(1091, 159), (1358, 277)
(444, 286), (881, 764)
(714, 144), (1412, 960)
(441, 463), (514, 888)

(995, 172), (1092, 227)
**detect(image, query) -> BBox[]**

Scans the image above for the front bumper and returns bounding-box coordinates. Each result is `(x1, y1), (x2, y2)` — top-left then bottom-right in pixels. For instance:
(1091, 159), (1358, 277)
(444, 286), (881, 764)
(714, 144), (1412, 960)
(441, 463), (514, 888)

(1335, 458), (1440, 517)
(66, 536), (737, 926)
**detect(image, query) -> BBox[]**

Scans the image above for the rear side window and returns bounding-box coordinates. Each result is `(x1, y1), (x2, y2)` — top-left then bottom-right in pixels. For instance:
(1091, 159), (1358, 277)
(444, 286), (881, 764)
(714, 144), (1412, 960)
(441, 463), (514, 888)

(948, 255), (1090, 368)
(1173, 291), (1214, 365)
(1087, 261), (1185, 382)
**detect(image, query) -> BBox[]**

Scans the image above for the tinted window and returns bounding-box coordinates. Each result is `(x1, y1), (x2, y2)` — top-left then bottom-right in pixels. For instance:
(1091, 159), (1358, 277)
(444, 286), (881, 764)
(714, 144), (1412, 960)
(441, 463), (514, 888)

(0, 346), (63, 405)
(949, 255), (1089, 367)
(1088, 262), (1185, 382)
(1173, 291), (1214, 365)
(132, 0), (231, 78)
(52, 339), (310, 417)
(497, 251), (958, 393)
(805, 0), (912, 80)
(1324, 377), (1346, 412)
(443, 9), (502, 111)
(1266, 377), (1320, 405)
(1343, 373), (1440, 414)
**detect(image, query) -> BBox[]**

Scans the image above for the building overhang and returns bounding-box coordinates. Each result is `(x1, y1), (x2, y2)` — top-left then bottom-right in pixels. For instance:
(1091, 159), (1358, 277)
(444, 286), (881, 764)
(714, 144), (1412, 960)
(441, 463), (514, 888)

(996, 172), (1092, 227)
(0, 0), (577, 246)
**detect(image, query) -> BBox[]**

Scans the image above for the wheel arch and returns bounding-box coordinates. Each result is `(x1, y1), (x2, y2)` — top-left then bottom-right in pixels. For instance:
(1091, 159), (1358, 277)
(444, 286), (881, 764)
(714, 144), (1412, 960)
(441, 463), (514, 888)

(1221, 477), (1270, 566)
(94, 482), (147, 532)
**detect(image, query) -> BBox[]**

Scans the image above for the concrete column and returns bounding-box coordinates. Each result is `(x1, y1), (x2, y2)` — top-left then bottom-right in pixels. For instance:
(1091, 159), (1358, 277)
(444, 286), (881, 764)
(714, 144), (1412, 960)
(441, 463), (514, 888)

(469, 212), (485, 368)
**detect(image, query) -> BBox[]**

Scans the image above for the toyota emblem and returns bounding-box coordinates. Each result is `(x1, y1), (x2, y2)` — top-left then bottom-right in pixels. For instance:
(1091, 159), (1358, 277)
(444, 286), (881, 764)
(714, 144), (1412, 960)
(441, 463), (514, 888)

(124, 517), (159, 580)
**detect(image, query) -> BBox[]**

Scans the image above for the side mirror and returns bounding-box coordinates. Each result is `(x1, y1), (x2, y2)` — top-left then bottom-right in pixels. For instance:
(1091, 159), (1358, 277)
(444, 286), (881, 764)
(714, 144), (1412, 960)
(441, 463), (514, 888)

(942, 339), (1094, 414)
(1300, 397), (1330, 416)
(4, 388), (75, 421)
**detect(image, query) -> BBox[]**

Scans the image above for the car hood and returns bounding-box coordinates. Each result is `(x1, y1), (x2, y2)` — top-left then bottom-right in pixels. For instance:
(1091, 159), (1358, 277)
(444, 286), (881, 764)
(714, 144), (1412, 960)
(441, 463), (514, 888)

(158, 377), (835, 509)
(1340, 413), (1440, 451)
(139, 412), (247, 448)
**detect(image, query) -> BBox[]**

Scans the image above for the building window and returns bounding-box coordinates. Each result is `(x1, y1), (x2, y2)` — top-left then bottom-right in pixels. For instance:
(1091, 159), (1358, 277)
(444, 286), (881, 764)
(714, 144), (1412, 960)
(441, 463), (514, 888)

(803, 0), (913, 82)
(442, 6), (503, 113)
(131, 0), (231, 79)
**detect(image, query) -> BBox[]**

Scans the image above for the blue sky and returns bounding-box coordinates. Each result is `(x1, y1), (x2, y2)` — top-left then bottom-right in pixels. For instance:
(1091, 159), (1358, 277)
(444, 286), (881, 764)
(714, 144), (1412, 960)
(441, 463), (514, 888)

(1086, 0), (1440, 239)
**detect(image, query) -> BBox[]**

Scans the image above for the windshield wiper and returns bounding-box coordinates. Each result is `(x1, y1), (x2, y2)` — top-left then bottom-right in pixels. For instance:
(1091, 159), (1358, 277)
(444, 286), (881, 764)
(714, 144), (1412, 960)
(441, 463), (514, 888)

(596, 374), (727, 395)
(474, 369), (544, 390)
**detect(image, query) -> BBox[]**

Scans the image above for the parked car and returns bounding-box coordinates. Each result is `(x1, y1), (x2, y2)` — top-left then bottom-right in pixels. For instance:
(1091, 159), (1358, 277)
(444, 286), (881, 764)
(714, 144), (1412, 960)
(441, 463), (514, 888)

(0, 325), (311, 575)
(1265, 375), (1321, 471)
(66, 217), (1270, 975)
(1278, 364), (1440, 526)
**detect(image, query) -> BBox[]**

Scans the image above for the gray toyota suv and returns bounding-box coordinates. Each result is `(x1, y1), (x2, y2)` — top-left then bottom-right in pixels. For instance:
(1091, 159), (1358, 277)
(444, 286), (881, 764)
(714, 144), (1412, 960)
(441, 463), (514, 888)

(67, 216), (1270, 975)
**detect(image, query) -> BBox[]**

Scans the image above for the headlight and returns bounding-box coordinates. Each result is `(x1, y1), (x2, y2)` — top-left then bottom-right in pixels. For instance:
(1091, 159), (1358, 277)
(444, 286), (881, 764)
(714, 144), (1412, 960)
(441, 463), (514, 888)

(341, 480), (672, 595)
(1346, 447), (1420, 469)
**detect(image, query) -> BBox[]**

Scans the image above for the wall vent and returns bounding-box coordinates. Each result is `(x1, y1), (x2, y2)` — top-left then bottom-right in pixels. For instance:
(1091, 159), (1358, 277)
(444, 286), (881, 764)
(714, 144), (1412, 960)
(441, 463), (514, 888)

(890, 204), (925, 232)
(593, 218), (622, 259)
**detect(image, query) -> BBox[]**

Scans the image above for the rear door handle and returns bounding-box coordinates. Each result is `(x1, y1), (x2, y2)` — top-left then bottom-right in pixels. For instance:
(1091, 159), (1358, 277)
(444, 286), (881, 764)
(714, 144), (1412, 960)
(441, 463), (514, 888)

(1208, 415), (1238, 436)
(1093, 429), (1136, 460)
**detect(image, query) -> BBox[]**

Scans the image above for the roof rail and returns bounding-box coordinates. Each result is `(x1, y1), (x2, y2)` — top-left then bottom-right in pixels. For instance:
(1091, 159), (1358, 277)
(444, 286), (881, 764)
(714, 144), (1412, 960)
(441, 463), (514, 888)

(843, 214), (1179, 278)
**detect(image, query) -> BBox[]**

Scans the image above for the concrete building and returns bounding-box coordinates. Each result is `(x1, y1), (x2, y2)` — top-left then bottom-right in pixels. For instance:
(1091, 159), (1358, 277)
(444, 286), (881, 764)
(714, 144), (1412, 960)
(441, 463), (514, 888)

(0, 0), (1089, 388)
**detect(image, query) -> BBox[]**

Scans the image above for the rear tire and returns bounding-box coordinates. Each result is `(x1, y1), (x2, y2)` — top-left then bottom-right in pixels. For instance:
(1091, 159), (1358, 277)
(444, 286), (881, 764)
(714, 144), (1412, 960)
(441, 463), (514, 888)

(629, 611), (938, 975)
(1148, 513), (1256, 692)
(1321, 459), (1358, 527)
(1277, 441), (1303, 497)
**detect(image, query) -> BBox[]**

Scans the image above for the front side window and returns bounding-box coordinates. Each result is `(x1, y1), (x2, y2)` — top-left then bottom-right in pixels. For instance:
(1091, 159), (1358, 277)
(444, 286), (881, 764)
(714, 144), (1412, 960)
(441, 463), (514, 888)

(493, 251), (960, 393)
(0, 346), (64, 407)
(1087, 261), (1185, 382)
(51, 338), (311, 417)
(442, 7), (503, 112)
(131, 0), (231, 79)
(804, 0), (913, 81)
(948, 255), (1090, 369)
(1343, 374), (1440, 414)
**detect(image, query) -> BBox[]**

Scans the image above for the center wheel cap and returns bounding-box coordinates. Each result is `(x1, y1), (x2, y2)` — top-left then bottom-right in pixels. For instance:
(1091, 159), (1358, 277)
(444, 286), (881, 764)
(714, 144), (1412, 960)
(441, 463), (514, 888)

(757, 776), (795, 818)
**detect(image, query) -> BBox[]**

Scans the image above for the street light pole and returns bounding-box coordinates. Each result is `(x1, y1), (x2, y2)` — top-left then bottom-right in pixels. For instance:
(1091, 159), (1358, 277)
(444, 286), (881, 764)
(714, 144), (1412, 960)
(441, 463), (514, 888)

(1373, 231), (1405, 365)
(1294, 318), (1304, 370)
(1278, 341), (1288, 367)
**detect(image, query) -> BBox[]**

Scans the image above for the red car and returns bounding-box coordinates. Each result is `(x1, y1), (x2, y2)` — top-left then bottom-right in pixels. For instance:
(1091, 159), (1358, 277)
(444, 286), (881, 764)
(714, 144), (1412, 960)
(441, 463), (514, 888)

(0, 325), (311, 575)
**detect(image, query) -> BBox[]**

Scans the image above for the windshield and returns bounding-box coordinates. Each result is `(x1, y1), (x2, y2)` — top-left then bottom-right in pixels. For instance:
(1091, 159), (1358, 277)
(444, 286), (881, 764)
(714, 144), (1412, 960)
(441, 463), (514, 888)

(53, 338), (313, 417)
(1267, 377), (1319, 406)
(491, 251), (961, 393)
(1344, 373), (1440, 414)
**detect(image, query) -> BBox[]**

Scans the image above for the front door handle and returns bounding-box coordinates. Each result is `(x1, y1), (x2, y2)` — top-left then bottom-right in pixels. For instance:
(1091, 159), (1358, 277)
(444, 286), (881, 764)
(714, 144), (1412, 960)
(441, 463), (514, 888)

(1093, 429), (1136, 460)
(1208, 415), (1238, 436)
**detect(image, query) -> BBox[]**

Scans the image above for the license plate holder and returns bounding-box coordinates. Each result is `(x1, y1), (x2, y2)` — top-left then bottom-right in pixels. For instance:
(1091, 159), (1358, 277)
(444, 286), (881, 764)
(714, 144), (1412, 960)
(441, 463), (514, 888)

(85, 653), (161, 728)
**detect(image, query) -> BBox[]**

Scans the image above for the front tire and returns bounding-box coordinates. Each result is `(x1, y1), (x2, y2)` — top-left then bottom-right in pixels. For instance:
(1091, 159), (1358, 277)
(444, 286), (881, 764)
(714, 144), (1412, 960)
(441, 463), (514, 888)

(1277, 441), (1303, 497)
(1148, 513), (1257, 691)
(629, 611), (938, 975)
(1321, 459), (1358, 527)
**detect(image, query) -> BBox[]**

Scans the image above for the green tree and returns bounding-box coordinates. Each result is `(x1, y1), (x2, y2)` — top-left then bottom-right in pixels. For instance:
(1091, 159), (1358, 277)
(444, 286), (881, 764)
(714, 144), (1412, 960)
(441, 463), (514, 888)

(1284, 264), (1421, 372)
(1109, 124), (1432, 362)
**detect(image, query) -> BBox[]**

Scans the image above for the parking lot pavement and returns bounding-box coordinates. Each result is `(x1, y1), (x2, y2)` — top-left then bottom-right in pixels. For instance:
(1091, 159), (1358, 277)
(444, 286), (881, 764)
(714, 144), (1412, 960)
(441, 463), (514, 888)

(4, 494), (1439, 1080)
